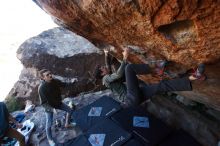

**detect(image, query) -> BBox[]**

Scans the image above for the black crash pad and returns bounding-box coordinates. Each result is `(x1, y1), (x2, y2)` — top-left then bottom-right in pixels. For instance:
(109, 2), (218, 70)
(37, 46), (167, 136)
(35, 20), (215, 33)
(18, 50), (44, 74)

(72, 96), (121, 131)
(123, 139), (146, 146)
(111, 107), (172, 146)
(58, 135), (91, 146)
(85, 118), (131, 146)
(159, 129), (202, 146)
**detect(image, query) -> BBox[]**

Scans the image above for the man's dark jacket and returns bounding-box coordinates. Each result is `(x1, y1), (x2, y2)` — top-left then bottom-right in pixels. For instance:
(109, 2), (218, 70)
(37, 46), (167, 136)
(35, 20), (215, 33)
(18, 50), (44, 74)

(38, 79), (66, 108)
(0, 102), (9, 138)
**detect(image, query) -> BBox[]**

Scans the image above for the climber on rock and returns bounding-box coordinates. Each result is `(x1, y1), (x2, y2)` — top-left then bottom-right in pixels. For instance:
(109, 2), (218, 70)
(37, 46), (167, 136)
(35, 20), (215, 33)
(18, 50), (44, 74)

(38, 69), (77, 146)
(94, 47), (206, 108)
(104, 46), (121, 74)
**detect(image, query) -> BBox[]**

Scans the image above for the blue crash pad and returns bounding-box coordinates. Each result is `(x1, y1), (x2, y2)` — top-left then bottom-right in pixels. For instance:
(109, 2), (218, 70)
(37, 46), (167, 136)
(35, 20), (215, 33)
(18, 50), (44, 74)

(111, 107), (172, 146)
(58, 135), (91, 146)
(72, 96), (121, 132)
(123, 138), (146, 146)
(85, 118), (131, 146)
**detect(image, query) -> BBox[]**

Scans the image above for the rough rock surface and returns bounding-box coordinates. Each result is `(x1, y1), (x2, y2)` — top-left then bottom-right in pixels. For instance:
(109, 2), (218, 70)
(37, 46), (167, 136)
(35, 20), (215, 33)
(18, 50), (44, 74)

(33, 0), (220, 65)
(32, 1), (220, 110)
(146, 95), (220, 146)
(176, 62), (220, 111)
(7, 68), (40, 104)
(8, 27), (105, 104)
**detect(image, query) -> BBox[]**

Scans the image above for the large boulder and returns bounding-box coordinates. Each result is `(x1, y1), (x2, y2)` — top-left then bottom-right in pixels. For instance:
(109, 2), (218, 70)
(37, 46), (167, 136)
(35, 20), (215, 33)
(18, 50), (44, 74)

(7, 68), (40, 104)
(8, 27), (105, 104)
(33, 0), (220, 65)
(32, 0), (220, 110)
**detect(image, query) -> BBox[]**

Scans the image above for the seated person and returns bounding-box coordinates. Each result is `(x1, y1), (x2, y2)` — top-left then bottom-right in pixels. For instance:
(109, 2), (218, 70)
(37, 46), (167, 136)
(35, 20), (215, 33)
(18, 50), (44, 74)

(0, 102), (25, 146)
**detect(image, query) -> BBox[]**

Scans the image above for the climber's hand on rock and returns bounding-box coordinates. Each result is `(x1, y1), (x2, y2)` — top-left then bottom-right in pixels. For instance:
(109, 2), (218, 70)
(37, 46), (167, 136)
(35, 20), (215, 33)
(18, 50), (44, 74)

(123, 47), (130, 61)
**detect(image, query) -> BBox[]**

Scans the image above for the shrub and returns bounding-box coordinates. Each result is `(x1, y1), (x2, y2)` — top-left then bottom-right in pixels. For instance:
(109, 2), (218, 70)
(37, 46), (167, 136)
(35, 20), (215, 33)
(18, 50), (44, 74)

(5, 97), (23, 112)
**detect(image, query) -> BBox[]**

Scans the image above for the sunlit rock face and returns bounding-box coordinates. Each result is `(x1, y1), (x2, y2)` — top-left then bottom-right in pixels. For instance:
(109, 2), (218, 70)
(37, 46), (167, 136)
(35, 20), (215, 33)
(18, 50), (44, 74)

(33, 0), (220, 65)
(10, 27), (104, 103)
(33, 1), (220, 110)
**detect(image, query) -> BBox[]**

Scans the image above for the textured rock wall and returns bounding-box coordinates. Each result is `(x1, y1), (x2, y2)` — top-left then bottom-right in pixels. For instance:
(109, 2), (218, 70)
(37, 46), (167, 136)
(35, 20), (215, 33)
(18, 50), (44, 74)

(176, 62), (220, 111)
(146, 95), (220, 146)
(9, 27), (105, 104)
(33, 0), (220, 110)
(33, 0), (220, 65)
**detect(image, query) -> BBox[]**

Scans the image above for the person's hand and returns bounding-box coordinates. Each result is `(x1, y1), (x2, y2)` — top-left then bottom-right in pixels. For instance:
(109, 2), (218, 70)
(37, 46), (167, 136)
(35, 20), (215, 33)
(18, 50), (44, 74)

(70, 78), (78, 84)
(104, 48), (109, 55)
(109, 46), (115, 52)
(122, 47), (130, 60)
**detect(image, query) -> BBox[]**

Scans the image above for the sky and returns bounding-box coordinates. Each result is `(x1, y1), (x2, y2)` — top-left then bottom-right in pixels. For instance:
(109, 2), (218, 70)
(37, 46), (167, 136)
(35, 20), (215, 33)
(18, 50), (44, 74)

(0, 0), (57, 101)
